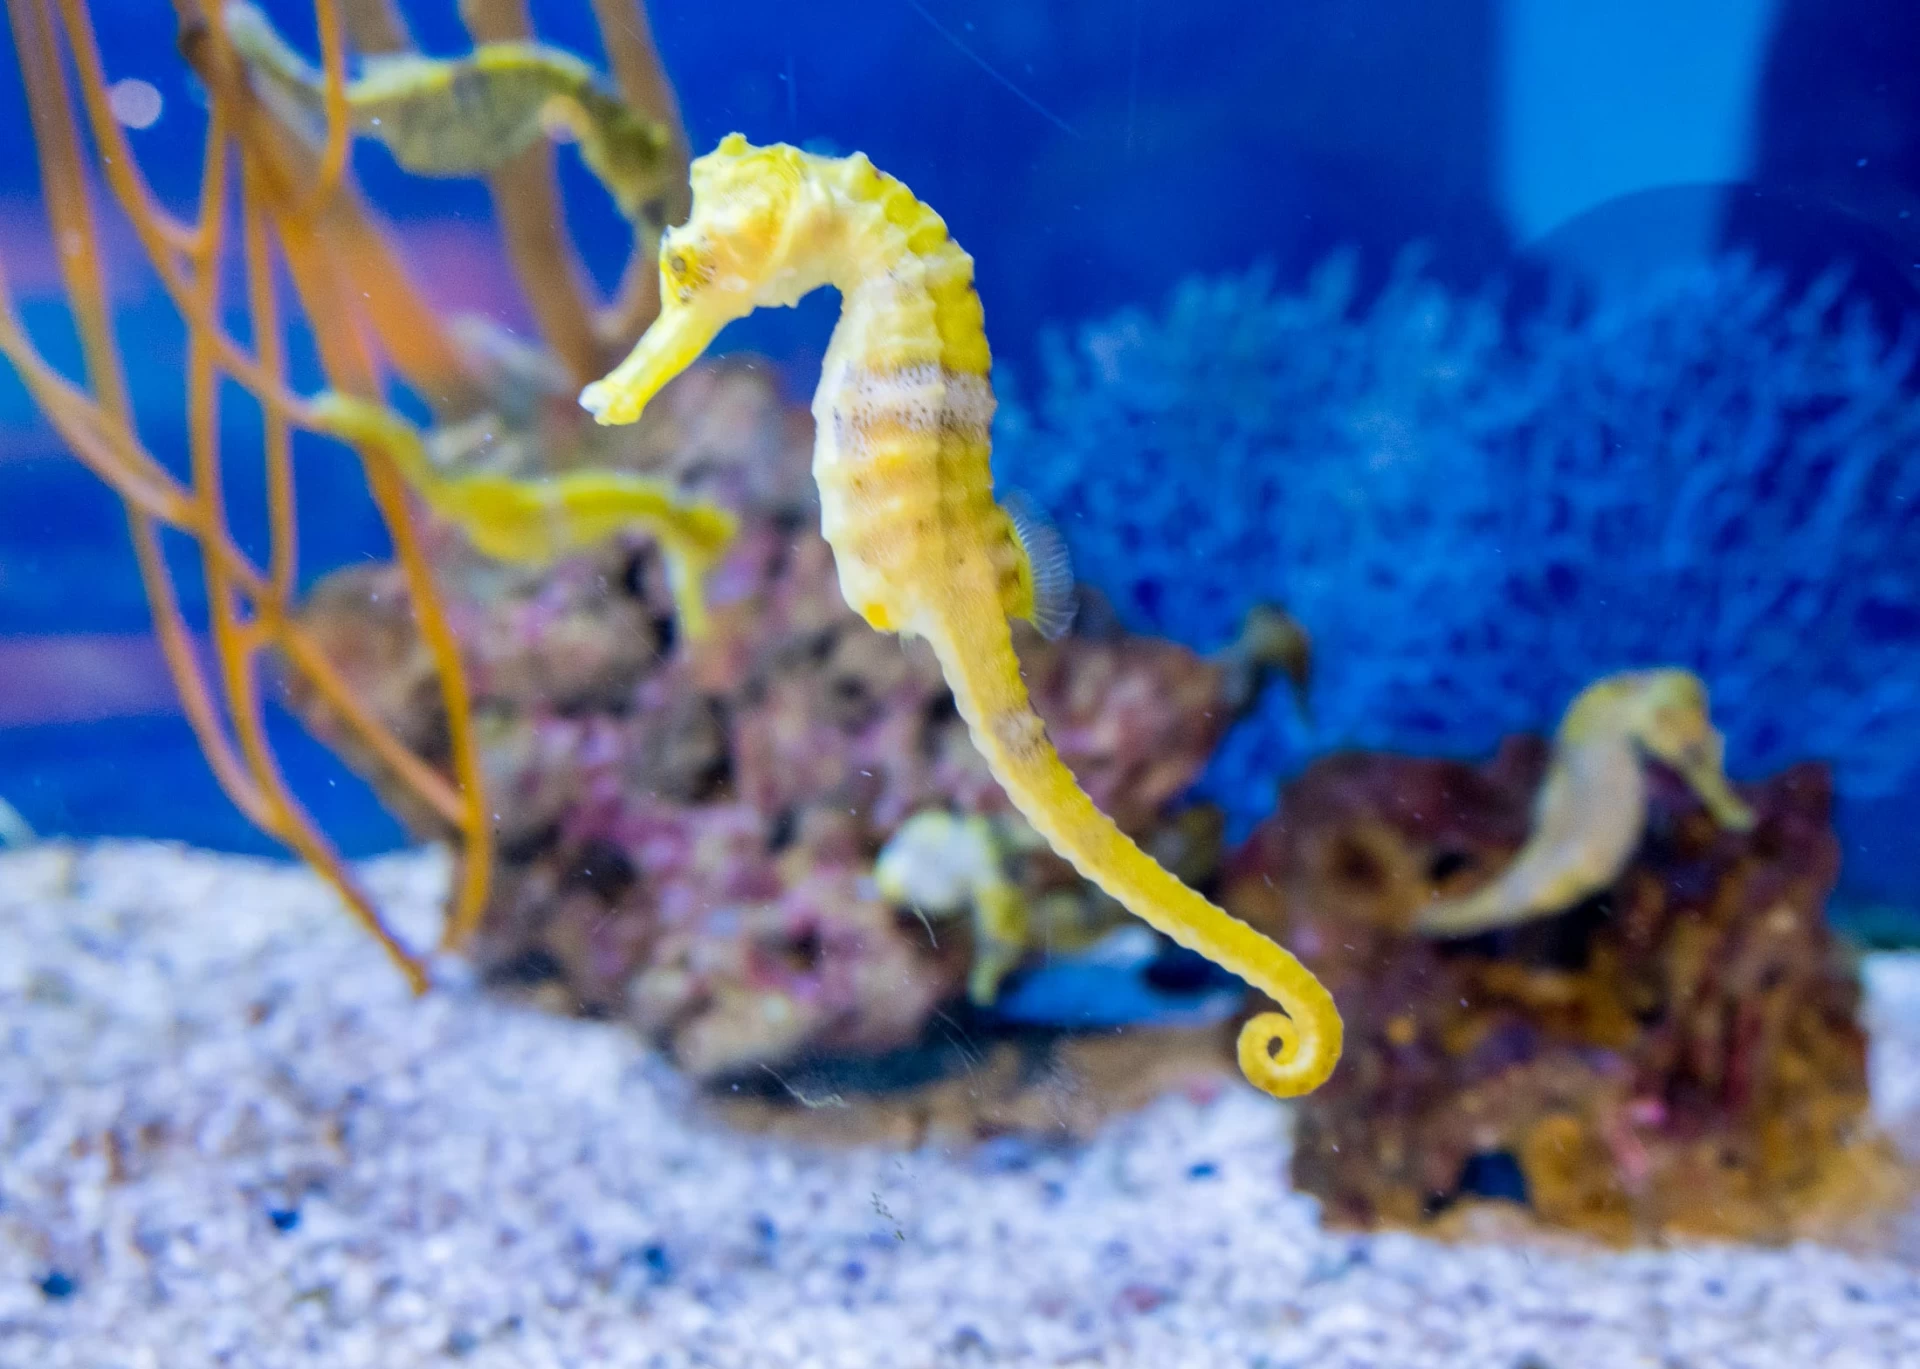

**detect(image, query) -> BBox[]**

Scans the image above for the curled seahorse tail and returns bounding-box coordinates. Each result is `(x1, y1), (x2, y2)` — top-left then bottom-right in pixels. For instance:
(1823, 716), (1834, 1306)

(923, 616), (1342, 1098)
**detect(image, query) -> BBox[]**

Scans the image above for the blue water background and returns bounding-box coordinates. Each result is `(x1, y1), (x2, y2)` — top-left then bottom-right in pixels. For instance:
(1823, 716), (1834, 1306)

(1, 0), (1915, 917)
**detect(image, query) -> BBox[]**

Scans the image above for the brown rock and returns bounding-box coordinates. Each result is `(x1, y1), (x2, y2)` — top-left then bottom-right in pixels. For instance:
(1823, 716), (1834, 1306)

(1223, 742), (1884, 1245)
(285, 360), (1245, 1081)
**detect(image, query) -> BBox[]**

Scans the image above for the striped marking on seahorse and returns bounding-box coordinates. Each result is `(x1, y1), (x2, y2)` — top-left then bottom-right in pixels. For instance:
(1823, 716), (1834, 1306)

(827, 363), (995, 444)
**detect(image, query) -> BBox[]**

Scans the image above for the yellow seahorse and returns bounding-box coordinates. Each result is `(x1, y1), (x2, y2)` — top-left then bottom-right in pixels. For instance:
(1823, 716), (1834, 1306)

(1416, 668), (1756, 938)
(223, 1), (675, 224)
(580, 135), (1342, 1098)
(307, 394), (736, 638)
(873, 808), (1034, 1006)
(873, 807), (1130, 1006)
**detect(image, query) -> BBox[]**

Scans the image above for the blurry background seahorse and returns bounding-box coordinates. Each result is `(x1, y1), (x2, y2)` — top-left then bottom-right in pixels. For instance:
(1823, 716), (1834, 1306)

(224, 0), (676, 226)
(221, 4), (728, 630)
(307, 395), (736, 638)
(578, 134), (1342, 1098)
(873, 809), (1038, 1007)
(1416, 668), (1756, 938)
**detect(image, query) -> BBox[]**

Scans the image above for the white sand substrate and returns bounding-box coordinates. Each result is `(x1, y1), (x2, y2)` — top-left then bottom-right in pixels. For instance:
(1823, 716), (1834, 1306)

(3, 841), (1919, 1369)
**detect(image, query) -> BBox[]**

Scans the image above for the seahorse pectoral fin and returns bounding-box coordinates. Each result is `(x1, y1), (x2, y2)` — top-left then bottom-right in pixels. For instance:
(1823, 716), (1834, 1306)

(1003, 492), (1076, 640)
(580, 302), (731, 426)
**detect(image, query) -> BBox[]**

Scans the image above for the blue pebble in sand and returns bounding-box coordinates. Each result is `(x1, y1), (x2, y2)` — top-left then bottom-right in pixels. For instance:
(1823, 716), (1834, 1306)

(971, 1134), (1037, 1174)
(1456, 1150), (1529, 1206)
(635, 1243), (673, 1285)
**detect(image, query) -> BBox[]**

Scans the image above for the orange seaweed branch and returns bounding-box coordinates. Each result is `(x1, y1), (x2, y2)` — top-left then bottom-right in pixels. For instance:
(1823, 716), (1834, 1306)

(587, 0), (690, 351)
(0, 0), (516, 988)
(0, 281), (474, 833)
(452, 0), (690, 381)
(5, 0), (690, 979)
(457, 0), (608, 386)
(303, 0), (353, 213)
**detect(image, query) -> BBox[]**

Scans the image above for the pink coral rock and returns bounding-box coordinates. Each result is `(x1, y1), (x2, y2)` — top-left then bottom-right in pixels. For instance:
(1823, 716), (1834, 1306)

(288, 361), (1251, 1080)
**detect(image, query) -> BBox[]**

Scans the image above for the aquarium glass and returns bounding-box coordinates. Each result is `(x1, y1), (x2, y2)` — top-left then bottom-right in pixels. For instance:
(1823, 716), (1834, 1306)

(2, 2), (1918, 1366)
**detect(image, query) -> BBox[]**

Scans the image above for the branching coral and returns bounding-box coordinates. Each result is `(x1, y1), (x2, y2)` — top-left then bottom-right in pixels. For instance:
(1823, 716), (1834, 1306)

(996, 254), (1920, 842)
(0, 0), (691, 987)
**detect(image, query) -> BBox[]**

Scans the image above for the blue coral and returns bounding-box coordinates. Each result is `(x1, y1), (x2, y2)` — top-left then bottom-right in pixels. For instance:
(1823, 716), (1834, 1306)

(994, 253), (1920, 858)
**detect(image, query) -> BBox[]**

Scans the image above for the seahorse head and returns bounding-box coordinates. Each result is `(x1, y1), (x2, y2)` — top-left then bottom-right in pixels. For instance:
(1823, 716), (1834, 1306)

(1578, 668), (1756, 831)
(582, 133), (815, 426)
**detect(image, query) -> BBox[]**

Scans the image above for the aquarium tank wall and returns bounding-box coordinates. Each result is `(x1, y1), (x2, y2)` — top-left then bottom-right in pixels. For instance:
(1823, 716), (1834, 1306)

(2, 0), (1919, 1365)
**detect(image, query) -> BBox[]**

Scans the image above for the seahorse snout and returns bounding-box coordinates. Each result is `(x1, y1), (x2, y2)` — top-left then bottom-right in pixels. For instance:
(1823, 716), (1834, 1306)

(581, 301), (729, 426)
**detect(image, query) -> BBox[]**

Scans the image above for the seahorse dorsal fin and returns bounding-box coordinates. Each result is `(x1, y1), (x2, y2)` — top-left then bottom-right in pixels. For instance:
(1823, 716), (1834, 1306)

(1005, 492), (1076, 640)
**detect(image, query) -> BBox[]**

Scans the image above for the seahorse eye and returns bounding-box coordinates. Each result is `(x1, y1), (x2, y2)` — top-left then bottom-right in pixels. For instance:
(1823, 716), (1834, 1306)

(667, 252), (687, 277)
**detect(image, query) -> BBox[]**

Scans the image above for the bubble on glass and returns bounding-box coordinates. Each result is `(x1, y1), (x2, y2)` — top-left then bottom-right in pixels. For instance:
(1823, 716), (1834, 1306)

(107, 78), (163, 130)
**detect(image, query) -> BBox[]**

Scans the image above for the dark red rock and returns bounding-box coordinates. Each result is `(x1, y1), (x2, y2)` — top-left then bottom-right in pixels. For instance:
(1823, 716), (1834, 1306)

(1222, 744), (1877, 1244)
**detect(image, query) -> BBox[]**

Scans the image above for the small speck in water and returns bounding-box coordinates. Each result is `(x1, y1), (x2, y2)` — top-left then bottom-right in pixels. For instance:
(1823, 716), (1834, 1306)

(1187, 1160), (1218, 1180)
(38, 1270), (76, 1300)
(267, 1207), (301, 1233)
(107, 78), (163, 130)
